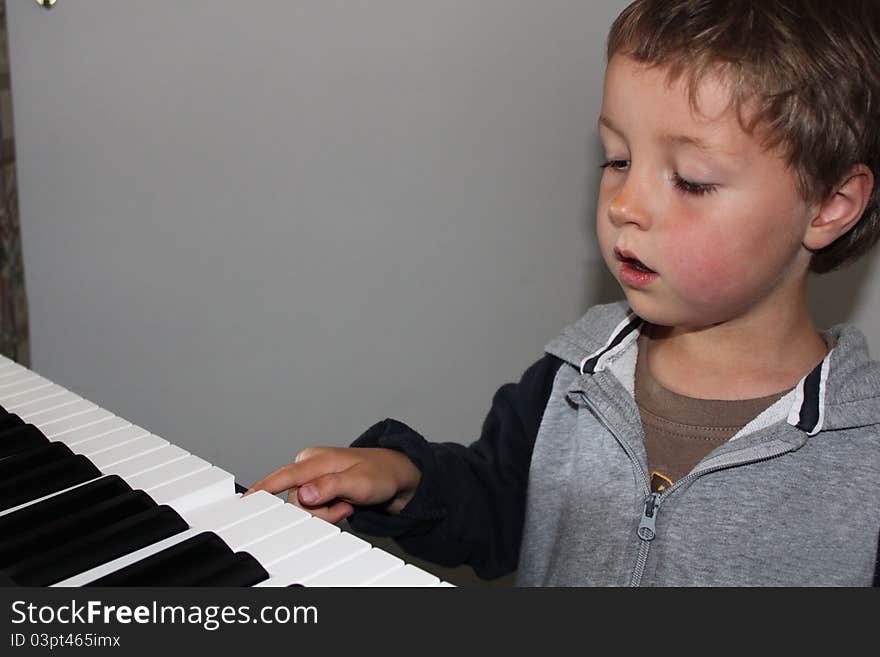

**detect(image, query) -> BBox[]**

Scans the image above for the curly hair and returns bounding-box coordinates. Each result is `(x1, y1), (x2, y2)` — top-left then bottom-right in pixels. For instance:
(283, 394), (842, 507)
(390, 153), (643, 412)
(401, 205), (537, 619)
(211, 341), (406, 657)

(607, 0), (880, 273)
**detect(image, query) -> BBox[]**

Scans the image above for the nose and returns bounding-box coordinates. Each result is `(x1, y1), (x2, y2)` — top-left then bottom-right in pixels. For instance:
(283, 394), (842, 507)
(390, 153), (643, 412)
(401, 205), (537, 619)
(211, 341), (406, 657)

(606, 170), (652, 230)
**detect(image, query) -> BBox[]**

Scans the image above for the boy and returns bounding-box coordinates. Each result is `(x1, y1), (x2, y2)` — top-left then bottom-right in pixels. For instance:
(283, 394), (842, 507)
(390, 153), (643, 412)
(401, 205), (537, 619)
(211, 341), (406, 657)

(248, 0), (880, 585)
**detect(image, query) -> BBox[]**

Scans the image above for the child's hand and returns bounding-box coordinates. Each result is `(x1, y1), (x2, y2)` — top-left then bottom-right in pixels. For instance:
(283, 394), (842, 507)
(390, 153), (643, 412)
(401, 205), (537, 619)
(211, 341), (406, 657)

(245, 447), (422, 524)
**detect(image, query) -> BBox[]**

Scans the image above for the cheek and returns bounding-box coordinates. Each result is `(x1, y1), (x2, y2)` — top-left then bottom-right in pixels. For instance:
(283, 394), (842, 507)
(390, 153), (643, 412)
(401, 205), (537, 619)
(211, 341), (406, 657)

(664, 223), (759, 305)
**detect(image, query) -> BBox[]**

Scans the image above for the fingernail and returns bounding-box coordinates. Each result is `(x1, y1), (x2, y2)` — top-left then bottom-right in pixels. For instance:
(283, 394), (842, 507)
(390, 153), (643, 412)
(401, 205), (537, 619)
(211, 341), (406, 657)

(299, 484), (318, 504)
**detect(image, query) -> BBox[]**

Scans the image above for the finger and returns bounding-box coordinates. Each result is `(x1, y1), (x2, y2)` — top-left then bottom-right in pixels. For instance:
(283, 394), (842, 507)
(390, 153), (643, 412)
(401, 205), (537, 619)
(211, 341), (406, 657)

(246, 452), (342, 496)
(246, 464), (301, 496)
(295, 446), (320, 463)
(303, 501), (354, 525)
(296, 467), (377, 507)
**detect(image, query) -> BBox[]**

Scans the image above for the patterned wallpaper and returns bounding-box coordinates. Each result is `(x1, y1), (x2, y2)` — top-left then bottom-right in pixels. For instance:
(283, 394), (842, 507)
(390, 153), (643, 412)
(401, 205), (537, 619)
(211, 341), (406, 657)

(0, 0), (29, 366)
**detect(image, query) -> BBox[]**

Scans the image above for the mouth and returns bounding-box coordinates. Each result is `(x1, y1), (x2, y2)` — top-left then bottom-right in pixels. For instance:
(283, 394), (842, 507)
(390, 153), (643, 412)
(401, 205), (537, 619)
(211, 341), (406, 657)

(614, 247), (656, 274)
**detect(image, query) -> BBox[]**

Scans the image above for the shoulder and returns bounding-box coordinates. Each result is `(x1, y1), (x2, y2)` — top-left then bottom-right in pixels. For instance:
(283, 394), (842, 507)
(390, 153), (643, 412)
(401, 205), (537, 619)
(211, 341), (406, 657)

(821, 322), (880, 432)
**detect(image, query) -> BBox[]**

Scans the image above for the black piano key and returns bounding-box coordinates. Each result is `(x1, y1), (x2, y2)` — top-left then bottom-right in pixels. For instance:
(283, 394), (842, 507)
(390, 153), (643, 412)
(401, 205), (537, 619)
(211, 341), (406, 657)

(0, 441), (68, 479)
(0, 490), (156, 568)
(0, 413), (24, 433)
(87, 533), (235, 586)
(0, 454), (102, 512)
(0, 475), (131, 537)
(4, 505), (190, 586)
(193, 552), (270, 587)
(0, 424), (50, 460)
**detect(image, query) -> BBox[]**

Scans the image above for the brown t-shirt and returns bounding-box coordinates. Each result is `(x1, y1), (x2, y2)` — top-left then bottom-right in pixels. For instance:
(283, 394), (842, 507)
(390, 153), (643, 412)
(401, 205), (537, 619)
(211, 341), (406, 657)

(634, 332), (789, 492)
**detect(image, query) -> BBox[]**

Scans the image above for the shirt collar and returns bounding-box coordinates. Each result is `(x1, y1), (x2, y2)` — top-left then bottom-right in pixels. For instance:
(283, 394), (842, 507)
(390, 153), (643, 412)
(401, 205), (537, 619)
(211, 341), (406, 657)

(578, 308), (832, 436)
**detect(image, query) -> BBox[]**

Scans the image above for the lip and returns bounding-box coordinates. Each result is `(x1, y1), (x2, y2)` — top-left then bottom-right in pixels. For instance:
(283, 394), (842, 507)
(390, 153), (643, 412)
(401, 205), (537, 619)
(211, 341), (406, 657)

(614, 247), (658, 288)
(613, 247), (653, 270)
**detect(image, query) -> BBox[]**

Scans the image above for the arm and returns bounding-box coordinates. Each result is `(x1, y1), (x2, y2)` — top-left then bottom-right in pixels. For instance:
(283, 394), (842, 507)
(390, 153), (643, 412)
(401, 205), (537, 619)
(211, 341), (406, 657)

(348, 353), (564, 579)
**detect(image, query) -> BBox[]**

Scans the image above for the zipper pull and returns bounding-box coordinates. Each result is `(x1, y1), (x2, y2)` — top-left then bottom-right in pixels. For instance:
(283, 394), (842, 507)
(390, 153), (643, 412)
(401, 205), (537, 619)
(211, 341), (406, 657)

(638, 493), (662, 541)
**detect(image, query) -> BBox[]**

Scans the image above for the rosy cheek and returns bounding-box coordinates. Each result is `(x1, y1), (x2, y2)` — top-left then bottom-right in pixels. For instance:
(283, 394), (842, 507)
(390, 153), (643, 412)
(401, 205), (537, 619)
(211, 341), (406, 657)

(664, 226), (751, 306)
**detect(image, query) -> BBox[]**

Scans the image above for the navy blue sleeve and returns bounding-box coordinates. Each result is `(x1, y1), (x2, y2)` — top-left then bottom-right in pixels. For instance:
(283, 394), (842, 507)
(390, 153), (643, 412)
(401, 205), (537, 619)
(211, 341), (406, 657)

(347, 353), (564, 580)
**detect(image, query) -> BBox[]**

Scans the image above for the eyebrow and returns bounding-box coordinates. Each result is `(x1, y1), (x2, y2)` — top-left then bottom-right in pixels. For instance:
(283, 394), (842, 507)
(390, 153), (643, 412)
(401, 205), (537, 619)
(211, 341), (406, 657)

(598, 115), (739, 158)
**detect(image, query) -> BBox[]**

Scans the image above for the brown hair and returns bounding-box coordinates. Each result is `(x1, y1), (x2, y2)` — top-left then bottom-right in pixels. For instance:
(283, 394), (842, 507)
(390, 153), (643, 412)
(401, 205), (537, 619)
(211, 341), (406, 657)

(607, 0), (880, 273)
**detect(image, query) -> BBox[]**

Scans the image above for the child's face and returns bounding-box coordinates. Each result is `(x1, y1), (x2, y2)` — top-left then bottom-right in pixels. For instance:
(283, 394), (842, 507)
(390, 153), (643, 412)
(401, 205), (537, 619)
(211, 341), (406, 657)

(597, 54), (816, 329)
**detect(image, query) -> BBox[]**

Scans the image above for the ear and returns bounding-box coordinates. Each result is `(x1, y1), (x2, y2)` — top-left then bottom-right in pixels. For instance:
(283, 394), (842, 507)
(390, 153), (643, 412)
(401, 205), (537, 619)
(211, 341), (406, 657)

(803, 164), (875, 251)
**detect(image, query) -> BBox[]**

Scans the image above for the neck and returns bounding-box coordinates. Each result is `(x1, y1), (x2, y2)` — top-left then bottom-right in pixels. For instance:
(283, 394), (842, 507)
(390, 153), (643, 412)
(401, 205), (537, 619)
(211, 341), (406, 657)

(645, 288), (829, 400)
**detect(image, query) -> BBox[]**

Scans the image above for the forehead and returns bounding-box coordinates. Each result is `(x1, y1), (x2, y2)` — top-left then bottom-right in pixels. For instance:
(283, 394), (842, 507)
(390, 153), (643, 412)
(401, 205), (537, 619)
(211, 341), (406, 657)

(600, 54), (754, 159)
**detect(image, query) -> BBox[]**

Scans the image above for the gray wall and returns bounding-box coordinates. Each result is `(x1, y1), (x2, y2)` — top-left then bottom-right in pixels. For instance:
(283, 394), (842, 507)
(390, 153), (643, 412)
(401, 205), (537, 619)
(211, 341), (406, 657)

(7, 0), (879, 502)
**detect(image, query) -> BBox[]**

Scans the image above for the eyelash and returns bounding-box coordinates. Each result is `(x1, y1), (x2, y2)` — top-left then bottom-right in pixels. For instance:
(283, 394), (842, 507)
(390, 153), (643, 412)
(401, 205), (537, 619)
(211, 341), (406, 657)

(599, 160), (718, 197)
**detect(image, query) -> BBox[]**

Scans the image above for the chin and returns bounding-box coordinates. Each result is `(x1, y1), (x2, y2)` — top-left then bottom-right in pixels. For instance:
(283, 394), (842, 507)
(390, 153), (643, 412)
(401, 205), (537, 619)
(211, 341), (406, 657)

(618, 289), (656, 320)
(622, 293), (699, 329)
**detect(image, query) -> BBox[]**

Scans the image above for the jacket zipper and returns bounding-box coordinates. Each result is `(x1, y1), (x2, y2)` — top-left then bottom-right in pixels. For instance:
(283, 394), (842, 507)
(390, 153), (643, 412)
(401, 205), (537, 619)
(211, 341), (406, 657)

(577, 394), (653, 586)
(579, 392), (796, 586)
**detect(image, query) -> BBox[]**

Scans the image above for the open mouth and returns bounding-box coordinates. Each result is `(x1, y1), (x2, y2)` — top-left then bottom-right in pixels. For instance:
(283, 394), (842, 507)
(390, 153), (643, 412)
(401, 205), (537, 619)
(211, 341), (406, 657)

(614, 248), (656, 274)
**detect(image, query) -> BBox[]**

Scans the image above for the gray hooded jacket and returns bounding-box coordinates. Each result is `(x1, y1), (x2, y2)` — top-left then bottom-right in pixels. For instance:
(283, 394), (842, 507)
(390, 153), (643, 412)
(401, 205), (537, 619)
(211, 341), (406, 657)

(517, 301), (880, 586)
(351, 301), (880, 585)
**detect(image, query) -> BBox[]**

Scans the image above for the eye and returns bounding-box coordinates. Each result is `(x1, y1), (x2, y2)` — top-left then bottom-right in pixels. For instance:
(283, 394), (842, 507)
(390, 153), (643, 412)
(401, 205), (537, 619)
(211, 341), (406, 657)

(599, 159), (629, 171)
(672, 172), (717, 196)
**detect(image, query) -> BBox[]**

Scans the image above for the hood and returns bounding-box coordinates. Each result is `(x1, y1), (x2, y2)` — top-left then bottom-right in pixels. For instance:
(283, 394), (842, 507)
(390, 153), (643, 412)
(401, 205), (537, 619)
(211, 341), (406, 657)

(545, 300), (880, 435)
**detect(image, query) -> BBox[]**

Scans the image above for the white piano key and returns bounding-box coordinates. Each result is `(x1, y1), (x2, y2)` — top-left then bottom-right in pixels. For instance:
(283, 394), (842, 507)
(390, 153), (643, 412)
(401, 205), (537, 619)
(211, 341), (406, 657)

(127, 454), (211, 492)
(182, 489), (282, 529)
(437, 581), (455, 587)
(0, 371), (40, 390)
(244, 516), (340, 566)
(302, 548), (404, 587)
(0, 365), (28, 381)
(0, 361), (19, 374)
(41, 408), (115, 438)
(68, 425), (150, 456)
(2, 383), (67, 410)
(255, 533), (371, 587)
(215, 503), (310, 549)
(10, 391), (81, 417)
(85, 434), (169, 472)
(22, 399), (96, 426)
(52, 528), (203, 587)
(0, 376), (53, 401)
(54, 416), (132, 445)
(81, 432), (169, 462)
(103, 444), (190, 478)
(368, 564), (442, 587)
(146, 466), (236, 515)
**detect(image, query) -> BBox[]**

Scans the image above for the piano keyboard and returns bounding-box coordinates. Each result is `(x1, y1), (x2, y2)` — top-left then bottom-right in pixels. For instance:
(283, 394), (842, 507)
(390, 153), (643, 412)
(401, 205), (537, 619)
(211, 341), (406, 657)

(0, 354), (451, 587)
